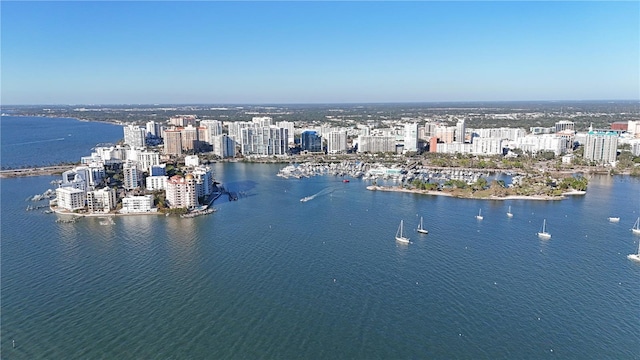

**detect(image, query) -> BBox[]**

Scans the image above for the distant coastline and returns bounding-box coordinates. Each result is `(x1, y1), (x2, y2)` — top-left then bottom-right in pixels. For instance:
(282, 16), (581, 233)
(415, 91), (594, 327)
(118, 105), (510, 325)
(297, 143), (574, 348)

(366, 185), (586, 201)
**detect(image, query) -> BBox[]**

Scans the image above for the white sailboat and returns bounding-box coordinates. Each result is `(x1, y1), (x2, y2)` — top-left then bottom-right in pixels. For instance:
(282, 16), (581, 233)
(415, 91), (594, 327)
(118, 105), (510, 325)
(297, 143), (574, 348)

(537, 219), (551, 239)
(417, 216), (428, 234)
(395, 220), (410, 243)
(632, 217), (640, 235)
(608, 217), (620, 223)
(628, 241), (640, 262)
(507, 206), (513, 218)
(476, 209), (483, 220)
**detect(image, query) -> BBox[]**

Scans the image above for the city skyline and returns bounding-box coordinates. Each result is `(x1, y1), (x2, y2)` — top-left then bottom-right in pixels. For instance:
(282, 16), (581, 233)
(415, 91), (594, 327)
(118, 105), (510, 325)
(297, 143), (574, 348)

(1, 1), (638, 105)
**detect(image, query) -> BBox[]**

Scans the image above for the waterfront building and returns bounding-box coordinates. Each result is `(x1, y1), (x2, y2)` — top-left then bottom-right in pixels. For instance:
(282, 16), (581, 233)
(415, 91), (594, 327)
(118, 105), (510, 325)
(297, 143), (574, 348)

(357, 135), (396, 153)
(146, 175), (168, 191)
(301, 130), (322, 153)
(163, 129), (182, 155)
(123, 125), (146, 148)
(86, 187), (117, 213)
(55, 187), (86, 211)
(240, 126), (288, 156)
(276, 121), (296, 145)
(327, 130), (348, 154)
(455, 119), (466, 143)
(165, 174), (198, 209)
(121, 195), (155, 213)
(185, 155), (200, 167)
(211, 134), (235, 158)
(181, 125), (199, 152)
(122, 162), (139, 190)
(192, 166), (215, 197)
(583, 131), (618, 164)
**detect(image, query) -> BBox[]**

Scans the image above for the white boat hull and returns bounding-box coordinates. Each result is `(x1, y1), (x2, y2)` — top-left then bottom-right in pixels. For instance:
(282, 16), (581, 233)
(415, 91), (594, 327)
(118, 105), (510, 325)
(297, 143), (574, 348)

(633, 229), (640, 235)
(507, 213), (513, 218)
(395, 236), (410, 244)
(537, 232), (551, 239)
(417, 229), (429, 234)
(627, 254), (640, 262)
(608, 217), (620, 223)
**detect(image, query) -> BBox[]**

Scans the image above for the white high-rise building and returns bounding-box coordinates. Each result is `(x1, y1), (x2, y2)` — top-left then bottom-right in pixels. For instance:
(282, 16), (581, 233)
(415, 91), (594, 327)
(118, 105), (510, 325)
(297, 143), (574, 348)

(240, 126), (288, 156)
(123, 162), (139, 190)
(192, 166), (215, 197)
(404, 123), (419, 153)
(515, 134), (566, 156)
(252, 116), (273, 127)
(123, 125), (146, 148)
(584, 131), (618, 164)
(357, 136), (396, 153)
(184, 155), (200, 167)
(455, 119), (466, 143)
(136, 150), (160, 173)
(327, 130), (348, 154)
(276, 121), (296, 145)
(56, 187), (86, 211)
(212, 134), (235, 158)
(146, 121), (163, 138)
(86, 187), (117, 213)
(200, 120), (223, 144)
(146, 175), (168, 191)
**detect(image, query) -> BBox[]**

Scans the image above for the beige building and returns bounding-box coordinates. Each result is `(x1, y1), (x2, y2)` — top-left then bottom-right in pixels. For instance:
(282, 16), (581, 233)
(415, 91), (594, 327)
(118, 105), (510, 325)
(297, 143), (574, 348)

(165, 174), (198, 209)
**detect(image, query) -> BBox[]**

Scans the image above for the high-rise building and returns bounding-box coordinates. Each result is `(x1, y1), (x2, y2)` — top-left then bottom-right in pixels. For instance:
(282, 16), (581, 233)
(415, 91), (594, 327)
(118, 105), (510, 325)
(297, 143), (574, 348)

(212, 134), (235, 158)
(146, 175), (168, 191)
(555, 120), (575, 133)
(327, 131), (348, 154)
(240, 126), (288, 156)
(123, 125), (146, 148)
(404, 123), (419, 153)
(200, 120), (223, 144)
(584, 131), (618, 164)
(455, 119), (466, 144)
(276, 121), (295, 145)
(181, 125), (199, 152)
(86, 187), (117, 213)
(166, 174), (198, 209)
(136, 150), (160, 173)
(192, 166), (215, 197)
(163, 129), (182, 155)
(56, 187), (86, 211)
(122, 162), (139, 190)
(301, 131), (322, 152)
(357, 136), (396, 153)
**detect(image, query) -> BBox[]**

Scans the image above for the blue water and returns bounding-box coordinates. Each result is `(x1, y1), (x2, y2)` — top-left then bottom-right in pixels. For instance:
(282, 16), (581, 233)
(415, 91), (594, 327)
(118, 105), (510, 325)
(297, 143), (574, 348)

(0, 116), (123, 168)
(1, 119), (639, 359)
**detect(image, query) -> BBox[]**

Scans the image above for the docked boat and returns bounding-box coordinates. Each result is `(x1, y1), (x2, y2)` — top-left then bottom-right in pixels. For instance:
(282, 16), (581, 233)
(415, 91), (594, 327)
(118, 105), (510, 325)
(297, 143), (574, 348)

(633, 217), (640, 235)
(507, 206), (513, 218)
(608, 217), (620, 223)
(417, 216), (428, 234)
(537, 219), (551, 239)
(395, 220), (410, 244)
(476, 209), (483, 220)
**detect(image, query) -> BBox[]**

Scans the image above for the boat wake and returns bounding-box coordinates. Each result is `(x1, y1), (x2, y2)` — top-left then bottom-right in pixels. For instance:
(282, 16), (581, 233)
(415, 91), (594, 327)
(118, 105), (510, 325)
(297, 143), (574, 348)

(7, 138), (66, 146)
(300, 187), (334, 202)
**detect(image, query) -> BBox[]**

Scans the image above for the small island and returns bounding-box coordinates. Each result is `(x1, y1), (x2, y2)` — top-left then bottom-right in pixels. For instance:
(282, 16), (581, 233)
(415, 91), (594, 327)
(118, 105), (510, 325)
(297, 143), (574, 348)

(367, 172), (588, 201)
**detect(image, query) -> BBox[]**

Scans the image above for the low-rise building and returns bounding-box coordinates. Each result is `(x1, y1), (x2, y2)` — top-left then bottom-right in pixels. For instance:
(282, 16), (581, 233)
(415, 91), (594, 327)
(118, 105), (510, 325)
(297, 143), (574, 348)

(121, 195), (155, 213)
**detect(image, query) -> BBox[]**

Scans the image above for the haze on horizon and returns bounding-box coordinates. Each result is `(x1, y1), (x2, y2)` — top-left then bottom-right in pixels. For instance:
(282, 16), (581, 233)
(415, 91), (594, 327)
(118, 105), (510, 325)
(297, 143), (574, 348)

(1, 1), (638, 106)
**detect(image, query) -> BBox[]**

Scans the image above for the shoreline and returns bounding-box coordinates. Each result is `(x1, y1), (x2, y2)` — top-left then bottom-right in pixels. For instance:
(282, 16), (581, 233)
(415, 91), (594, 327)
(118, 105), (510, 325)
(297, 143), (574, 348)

(366, 185), (586, 201)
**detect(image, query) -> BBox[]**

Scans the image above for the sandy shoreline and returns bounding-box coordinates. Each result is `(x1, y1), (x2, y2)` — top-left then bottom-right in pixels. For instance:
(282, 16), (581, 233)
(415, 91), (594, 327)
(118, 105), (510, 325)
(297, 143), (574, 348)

(366, 185), (586, 201)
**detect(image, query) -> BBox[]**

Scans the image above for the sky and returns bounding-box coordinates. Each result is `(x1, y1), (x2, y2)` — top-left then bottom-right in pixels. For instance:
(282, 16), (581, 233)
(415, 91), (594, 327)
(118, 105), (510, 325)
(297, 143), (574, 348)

(1, 1), (638, 105)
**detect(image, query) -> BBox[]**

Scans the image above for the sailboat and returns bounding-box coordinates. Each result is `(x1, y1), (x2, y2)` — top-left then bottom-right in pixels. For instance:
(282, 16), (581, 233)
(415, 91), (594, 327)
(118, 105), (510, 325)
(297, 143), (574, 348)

(628, 241), (640, 262)
(537, 219), (551, 239)
(507, 206), (513, 218)
(476, 209), (483, 220)
(395, 220), (410, 243)
(417, 216), (428, 234)
(632, 217), (640, 235)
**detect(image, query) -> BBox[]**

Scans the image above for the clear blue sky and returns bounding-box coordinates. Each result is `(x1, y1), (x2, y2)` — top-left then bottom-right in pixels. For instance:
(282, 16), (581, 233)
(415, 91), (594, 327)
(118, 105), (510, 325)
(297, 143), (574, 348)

(1, 1), (638, 105)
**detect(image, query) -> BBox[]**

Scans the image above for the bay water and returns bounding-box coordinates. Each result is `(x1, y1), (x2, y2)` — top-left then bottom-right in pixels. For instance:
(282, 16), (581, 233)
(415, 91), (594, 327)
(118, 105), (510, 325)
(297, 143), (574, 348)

(1, 117), (639, 359)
